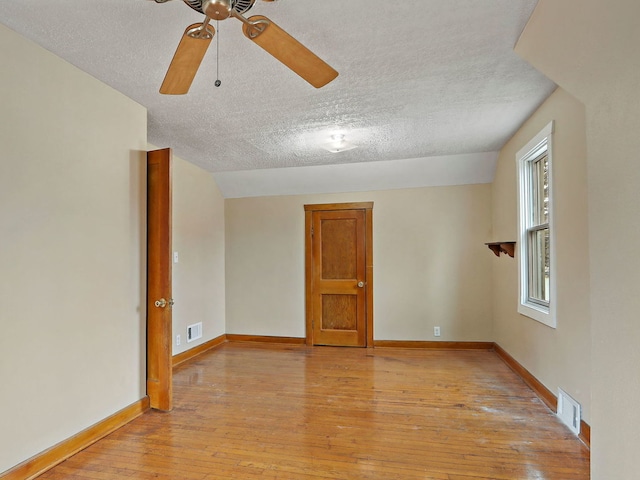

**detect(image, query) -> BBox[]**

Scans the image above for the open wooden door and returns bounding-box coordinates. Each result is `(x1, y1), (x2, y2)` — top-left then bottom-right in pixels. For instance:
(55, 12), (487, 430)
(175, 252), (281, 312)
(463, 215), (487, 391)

(147, 148), (173, 411)
(305, 203), (373, 347)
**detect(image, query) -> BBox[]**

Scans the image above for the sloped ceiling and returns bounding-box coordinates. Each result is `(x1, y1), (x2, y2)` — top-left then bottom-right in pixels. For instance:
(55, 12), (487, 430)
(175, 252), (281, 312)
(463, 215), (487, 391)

(0, 0), (554, 197)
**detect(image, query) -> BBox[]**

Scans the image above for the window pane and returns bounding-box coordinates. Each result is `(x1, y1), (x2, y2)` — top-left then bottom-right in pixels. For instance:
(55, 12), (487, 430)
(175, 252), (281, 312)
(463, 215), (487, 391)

(532, 154), (549, 225)
(528, 227), (550, 304)
(516, 123), (554, 326)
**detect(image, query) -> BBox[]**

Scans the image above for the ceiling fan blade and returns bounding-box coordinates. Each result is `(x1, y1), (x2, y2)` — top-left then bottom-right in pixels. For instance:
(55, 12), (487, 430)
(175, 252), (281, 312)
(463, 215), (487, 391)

(241, 15), (338, 89)
(160, 23), (215, 95)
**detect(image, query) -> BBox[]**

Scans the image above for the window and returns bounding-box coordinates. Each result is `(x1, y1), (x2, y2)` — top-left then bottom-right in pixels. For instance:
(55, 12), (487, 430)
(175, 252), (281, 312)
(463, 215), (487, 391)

(516, 121), (556, 328)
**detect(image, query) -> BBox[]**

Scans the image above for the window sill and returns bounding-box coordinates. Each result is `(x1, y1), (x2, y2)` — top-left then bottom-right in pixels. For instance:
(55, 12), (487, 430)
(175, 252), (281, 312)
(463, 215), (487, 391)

(518, 302), (556, 328)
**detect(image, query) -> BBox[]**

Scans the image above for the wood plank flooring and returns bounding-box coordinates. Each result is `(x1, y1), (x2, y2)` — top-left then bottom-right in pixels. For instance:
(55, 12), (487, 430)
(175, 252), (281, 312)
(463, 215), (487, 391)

(38, 343), (590, 479)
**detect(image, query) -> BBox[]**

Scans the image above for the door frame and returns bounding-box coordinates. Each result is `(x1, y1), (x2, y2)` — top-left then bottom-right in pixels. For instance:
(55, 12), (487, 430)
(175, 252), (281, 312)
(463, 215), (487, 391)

(304, 202), (374, 347)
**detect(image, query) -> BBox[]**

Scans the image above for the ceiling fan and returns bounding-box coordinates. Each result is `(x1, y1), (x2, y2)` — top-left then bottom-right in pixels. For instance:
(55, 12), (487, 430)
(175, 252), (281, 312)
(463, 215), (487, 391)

(156, 0), (339, 94)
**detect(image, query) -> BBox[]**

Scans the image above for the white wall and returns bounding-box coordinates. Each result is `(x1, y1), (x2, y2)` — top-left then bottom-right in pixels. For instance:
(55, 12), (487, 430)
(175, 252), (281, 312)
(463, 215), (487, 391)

(491, 88), (591, 421)
(0, 24), (147, 473)
(171, 155), (226, 354)
(515, 1), (640, 477)
(225, 186), (493, 341)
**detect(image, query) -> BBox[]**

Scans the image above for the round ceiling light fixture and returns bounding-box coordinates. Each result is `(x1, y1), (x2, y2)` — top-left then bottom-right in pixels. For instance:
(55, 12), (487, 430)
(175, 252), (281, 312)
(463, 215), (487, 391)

(322, 133), (358, 153)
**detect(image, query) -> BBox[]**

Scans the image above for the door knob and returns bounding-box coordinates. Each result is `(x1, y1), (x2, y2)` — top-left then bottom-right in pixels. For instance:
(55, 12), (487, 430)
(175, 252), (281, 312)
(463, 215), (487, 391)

(154, 298), (167, 308)
(357, 281), (365, 288)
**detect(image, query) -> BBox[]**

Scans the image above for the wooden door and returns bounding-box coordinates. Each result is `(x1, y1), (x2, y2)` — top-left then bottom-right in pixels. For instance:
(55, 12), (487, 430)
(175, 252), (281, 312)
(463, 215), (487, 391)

(147, 148), (173, 411)
(305, 203), (373, 347)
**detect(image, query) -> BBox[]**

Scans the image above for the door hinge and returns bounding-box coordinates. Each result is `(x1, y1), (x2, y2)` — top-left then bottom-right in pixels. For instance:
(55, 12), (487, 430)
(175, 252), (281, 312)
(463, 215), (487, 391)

(311, 226), (314, 236)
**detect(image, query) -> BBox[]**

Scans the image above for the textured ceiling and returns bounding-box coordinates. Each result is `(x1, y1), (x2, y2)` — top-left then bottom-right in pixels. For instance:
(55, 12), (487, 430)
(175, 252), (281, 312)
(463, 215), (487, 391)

(0, 0), (554, 188)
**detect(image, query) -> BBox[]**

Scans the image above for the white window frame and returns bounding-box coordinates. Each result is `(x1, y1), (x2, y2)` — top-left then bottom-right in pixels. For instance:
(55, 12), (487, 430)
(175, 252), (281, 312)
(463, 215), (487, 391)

(516, 121), (556, 328)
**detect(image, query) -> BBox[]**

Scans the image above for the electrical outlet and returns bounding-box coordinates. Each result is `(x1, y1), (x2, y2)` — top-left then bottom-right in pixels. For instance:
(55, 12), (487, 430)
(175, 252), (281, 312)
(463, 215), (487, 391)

(176, 334), (181, 346)
(434, 326), (441, 337)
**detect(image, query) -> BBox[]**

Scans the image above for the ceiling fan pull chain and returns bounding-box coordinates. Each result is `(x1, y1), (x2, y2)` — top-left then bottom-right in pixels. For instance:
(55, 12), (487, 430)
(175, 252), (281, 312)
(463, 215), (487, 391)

(215, 20), (222, 87)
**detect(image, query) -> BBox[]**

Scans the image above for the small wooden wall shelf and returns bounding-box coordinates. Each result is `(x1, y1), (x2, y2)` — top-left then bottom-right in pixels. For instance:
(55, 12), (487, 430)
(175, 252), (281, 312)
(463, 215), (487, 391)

(485, 242), (516, 258)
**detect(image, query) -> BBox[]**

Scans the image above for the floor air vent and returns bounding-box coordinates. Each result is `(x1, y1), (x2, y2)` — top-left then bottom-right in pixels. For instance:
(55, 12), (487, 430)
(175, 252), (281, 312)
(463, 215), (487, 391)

(557, 388), (581, 435)
(187, 322), (203, 343)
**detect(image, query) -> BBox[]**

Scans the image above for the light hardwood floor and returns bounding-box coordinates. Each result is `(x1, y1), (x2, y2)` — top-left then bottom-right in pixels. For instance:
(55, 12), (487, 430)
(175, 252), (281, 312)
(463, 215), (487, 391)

(38, 343), (590, 479)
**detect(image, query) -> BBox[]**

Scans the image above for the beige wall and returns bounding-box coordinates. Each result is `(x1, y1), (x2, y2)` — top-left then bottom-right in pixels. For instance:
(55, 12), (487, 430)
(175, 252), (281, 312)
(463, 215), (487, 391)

(0, 24), (147, 473)
(516, 1), (640, 477)
(225, 186), (493, 341)
(171, 155), (226, 353)
(491, 88), (591, 420)
(9, 1), (637, 475)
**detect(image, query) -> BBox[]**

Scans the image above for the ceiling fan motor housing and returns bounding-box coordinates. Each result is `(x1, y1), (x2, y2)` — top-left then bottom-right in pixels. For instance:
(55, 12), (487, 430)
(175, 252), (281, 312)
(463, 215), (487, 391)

(232, 0), (255, 14)
(183, 0), (255, 16)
